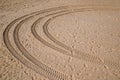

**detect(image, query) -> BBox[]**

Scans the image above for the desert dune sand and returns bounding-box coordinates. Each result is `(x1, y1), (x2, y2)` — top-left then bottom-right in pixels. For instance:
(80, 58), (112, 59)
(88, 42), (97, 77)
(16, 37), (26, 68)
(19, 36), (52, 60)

(0, 0), (120, 80)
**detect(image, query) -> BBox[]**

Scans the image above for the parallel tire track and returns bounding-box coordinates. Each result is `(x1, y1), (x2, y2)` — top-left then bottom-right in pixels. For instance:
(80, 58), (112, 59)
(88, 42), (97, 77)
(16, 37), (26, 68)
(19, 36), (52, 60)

(33, 6), (120, 70)
(3, 6), (74, 80)
(13, 11), (69, 80)
(43, 8), (120, 70)
(32, 8), (103, 65)
(42, 9), (120, 70)
(3, 5), (120, 80)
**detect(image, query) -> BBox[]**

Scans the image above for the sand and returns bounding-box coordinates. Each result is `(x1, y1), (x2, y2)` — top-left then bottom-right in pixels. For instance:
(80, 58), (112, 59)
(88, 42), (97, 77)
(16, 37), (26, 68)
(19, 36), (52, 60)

(0, 0), (120, 80)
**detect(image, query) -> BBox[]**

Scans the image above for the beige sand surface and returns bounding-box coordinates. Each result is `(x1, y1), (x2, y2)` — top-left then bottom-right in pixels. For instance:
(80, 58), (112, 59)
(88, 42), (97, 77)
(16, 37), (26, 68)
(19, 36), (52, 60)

(0, 0), (120, 80)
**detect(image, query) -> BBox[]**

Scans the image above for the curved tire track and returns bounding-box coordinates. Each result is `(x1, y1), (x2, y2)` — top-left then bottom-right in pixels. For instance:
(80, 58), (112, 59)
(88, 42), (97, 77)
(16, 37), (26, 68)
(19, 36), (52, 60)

(32, 8), (103, 65)
(13, 10), (75, 80)
(3, 5), (120, 80)
(3, 6), (74, 80)
(43, 8), (120, 70)
(33, 6), (120, 70)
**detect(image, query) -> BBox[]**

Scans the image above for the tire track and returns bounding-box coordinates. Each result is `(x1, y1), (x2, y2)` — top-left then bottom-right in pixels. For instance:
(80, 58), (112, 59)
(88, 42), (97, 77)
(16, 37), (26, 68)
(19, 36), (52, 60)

(5, 5), (95, 80)
(3, 6), (75, 80)
(3, 5), (120, 80)
(31, 10), (70, 55)
(40, 7), (120, 70)
(3, 14), (62, 80)
(32, 8), (103, 65)
(13, 11), (70, 80)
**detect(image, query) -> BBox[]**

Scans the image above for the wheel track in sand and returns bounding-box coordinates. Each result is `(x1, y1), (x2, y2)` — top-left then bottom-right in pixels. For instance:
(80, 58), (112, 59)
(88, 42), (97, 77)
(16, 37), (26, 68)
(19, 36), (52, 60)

(42, 9), (120, 70)
(32, 6), (120, 70)
(3, 5), (120, 80)
(13, 14), (69, 80)
(3, 6), (71, 80)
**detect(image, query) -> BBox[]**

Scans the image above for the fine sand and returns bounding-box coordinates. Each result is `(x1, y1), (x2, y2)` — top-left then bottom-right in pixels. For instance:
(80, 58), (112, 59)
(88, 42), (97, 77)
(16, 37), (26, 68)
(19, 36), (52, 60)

(0, 0), (120, 80)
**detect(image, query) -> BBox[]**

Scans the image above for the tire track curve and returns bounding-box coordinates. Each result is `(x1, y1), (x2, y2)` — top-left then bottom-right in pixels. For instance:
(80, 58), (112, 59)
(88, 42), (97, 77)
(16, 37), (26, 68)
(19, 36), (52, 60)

(3, 6), (76, 80)
(31, 10), (70, 55)
(42, 9), (120, 70)
(42, 8), (120, 70)
(13, 11), (71, 80)
(32, 8), (103, 65)
(33, 7), (120, 70)
(3, 14), (62, 80)
(3, 5), (120, 80)
(5, 5), (97, 80)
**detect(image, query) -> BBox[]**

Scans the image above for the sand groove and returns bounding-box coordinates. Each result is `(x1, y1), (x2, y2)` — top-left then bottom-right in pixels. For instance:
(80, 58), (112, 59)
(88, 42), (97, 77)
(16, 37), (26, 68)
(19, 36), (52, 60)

(3, 5), (120, 80)
(32, 6), (120, 69)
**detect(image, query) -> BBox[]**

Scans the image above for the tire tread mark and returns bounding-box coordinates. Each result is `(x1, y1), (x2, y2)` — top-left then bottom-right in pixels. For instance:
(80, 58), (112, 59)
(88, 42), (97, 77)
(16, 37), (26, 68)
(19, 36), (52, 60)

(3, 6), (120, 80)
(42, 8), (120, 70)
(3, 6), (76, 80)
(3, 15), (62, 80)
(13, 16), (68, 80)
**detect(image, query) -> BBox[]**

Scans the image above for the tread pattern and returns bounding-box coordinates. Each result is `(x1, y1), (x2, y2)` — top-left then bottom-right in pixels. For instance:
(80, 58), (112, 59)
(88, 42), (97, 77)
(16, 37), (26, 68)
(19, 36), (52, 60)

(3, 5), (120, 80)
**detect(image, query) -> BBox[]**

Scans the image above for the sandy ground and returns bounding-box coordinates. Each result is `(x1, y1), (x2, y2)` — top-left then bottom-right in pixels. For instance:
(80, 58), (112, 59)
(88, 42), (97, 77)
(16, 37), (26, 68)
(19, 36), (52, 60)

(0, 0), (120, 80)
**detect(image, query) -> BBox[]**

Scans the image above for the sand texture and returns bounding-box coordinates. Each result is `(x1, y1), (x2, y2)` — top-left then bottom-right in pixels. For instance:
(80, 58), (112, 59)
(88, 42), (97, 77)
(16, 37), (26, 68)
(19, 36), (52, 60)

(0, 0), (120, 80)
